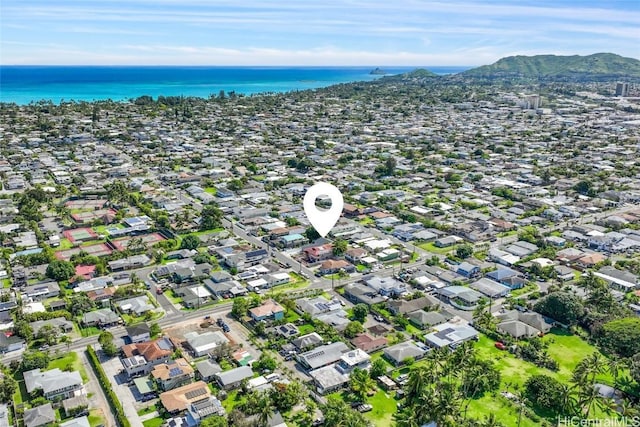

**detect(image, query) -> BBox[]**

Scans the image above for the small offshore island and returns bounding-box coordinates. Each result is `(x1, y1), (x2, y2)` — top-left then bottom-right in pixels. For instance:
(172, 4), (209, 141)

(370, 67), (388, 75)
(0, 53), (639, 427)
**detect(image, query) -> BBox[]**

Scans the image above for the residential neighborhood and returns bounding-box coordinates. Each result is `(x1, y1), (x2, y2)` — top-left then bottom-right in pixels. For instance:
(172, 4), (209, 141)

(0, 71), (639, 427)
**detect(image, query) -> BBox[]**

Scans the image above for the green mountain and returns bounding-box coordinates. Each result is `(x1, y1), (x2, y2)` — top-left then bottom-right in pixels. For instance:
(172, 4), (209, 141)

(462, 53), (640, 80)
(380, 68), (439, 82)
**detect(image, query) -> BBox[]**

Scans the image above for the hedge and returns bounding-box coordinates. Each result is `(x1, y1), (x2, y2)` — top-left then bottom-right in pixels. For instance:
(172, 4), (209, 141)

(86, 346), (131, 427)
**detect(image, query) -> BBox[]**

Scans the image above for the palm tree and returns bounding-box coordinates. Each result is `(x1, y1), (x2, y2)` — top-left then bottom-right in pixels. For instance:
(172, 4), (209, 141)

(481, 413), (504, 427)
(349, 367), (374, 401)
(557, 383), (577, 416)
(405, 365), (431, 404)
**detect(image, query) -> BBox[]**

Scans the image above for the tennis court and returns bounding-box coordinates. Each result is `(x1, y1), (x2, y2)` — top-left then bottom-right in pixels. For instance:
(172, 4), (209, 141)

(55, 243), (113, 261)
(111, 233), (165, 251)
(71, 208), (117, 224)
(63, 227), (98, 243)
(64, 199), (107, 210)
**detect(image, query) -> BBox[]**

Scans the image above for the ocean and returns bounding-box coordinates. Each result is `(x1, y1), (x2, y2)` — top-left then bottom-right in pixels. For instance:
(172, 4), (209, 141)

(0, 66), (470, 105)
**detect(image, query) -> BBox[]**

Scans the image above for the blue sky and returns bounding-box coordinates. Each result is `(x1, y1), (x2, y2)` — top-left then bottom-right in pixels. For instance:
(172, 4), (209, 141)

(1, 0), (639, 66)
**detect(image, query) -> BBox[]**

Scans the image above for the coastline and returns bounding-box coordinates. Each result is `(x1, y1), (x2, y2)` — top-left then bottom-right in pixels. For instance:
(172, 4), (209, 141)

(0, 65), (470, 105)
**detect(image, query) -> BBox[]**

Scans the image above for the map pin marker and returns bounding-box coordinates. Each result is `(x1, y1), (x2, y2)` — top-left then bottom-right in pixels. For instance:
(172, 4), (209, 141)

(303, 182), (344, 238)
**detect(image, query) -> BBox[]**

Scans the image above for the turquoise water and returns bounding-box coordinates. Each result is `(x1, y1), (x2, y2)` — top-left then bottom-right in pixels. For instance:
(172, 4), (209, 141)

(0, 66), (470, 105)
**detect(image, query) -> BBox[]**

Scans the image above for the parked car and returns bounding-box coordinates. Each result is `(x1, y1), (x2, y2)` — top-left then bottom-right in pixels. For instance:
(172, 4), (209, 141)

(156, 288), (163, 294)
(495, 342), (507, 350)
(357, 404), (373, 413)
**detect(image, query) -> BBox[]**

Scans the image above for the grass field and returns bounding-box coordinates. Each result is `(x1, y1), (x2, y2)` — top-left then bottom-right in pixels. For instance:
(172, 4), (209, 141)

(468, 330), (621, 426)
(509, 283), (538, 297)
(48, 351), (89, 383)
(88, 409), (106, 427)
(2, 278), (11, 288)
(364, 389), (397, 426)
(417, 241), (457, 255)
(142, 417), (164, 427)
(204, 187), (217, 195)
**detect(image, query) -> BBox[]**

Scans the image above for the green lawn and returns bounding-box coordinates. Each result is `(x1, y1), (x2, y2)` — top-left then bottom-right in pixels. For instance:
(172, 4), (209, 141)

(79, 326), (102, 337)
(48, 351), (89, 383)
(137, 406), (157, 416)
(364, 389), (397, 426)
(222, 390), (243, 412)
(509, 283), (538, 298)
(142, 417), (164, 427)
(469, 330), (621, 426)
(284, 310), (300, 323)
(298, 323), (315, 335)
(165, 290), (183, 306)
(417, 241), (457, 255)
(356, 264), (369, 272)
(58, 238), (75, 249)
(359, 217), (375, 226)
(2, 278), (11, 288)
(88, 409), (106, 427)
(204, 187), (217, 195)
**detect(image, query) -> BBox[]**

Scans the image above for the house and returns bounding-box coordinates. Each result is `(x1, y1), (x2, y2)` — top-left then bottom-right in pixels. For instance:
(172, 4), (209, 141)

(343, 283), (385, 306)
(319, 259), (355, 275)
(74, 265), (96, 281)
(24, 368), (84, 400)
(249, 299), (285, 322)
(496, 310), (553, 337)
(126, 323), (151, 343)
(364, 276), (406, 297)
(297, 342), (350, 371)
(434, 235), (463, 248)
(308, 348), (371, 395)
(24, 403), (56, 427)
(115, 295), (155, 315)
(295, 296), (342, 316)
(215, 366), (254, 390)
(30, 317), (73, 336)
(185, 396), (226, 425)
(61, 395), (89, 417)
(383, 341), (428, 366)
(194, 359), (222, 382)
(387, 295), (440, 315)
(576, 253), (607, 269)
(435, 286), (484, 310)
(407, 310), (452, 329)
(303, 244), (334, 263)
(291, 332), (324, 351)
(345, 248), (367, 264)
(151, 358), (195, 391)
(469, 278), (511, 299)
(486, 268), (526, 289)
(0, 333), (25, 353)
(159, 381), (212, 413)
(81, 308), (121, 327)
(184, 331), (229, 357)
(424, 321), (479, 348)
(22, 281), (61, 301)
(121, 337), (174, 377)
(456, 262), (480, 278)
(594, 267), (639, 292)
(86, 287), (117, 304)
(108, 254), (152, 271)
(351, 333), (388, 353)
(59, 416), (90, 427)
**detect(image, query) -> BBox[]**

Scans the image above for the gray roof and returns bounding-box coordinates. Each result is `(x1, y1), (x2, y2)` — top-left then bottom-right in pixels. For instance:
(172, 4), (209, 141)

(436, 286), (483, 303)
(424, 323), (479, 348)
(195, 359), (222, 378)
(309, 365), (349, 391)
(469, 278), (511, 298)
(497, 321), (540, 338)
(30, 317), (73, 335)
(383, 341), (426, 364)
(59, 416), (91, 427)
(292, 332), (324, 350)
(408, 310), (448, 327)
(82, 308), (120, 324)
(24, 403), (55, 427)
(298, 342), (349, 370)
(24, 368), (82, 395)
(215, 365), (253, 386)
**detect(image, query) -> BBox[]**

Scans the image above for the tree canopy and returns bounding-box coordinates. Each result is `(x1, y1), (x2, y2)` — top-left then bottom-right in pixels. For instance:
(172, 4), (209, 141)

(533, 291), (584, 325)
(46, 260), (75, 281)
(180, 234), (201, 250)
(595, 317), (640, 358)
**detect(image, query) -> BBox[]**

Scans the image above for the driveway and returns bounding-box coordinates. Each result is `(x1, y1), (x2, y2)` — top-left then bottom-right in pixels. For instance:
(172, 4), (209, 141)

(100, 352), (145, 427)
(80, 349), (116, 427)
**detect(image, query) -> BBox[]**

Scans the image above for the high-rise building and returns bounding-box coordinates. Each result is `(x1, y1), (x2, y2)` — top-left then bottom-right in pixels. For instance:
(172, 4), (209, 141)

(616, 82), (629, 97)
(524, 94), (540, 110)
